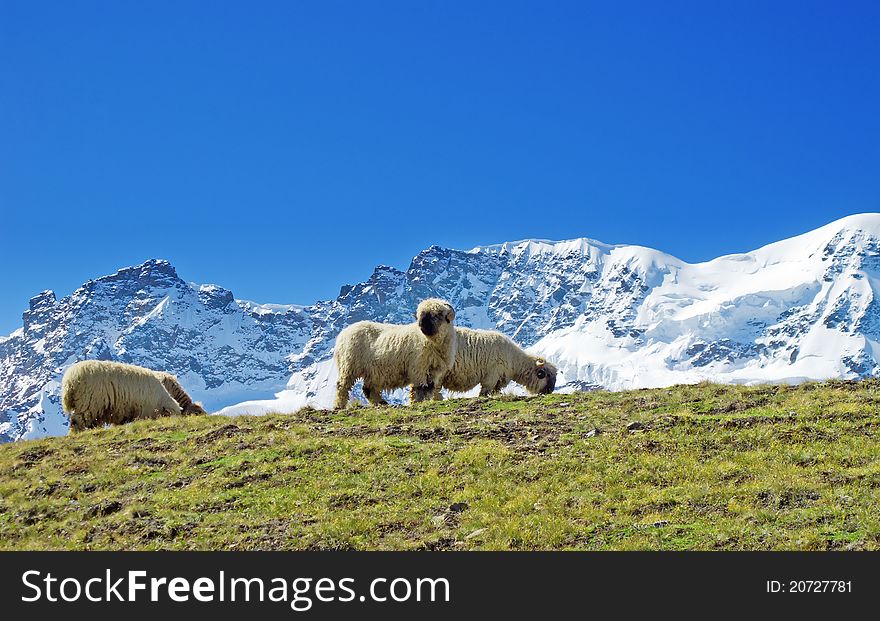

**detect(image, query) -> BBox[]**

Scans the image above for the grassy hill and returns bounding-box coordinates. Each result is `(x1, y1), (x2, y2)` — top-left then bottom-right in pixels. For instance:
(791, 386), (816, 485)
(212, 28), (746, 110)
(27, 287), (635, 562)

(1, 380), (879, 550)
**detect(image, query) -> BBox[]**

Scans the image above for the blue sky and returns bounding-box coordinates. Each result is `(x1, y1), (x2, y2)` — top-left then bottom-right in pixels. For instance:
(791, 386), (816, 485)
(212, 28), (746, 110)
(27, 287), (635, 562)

(1, 1), (878, 334)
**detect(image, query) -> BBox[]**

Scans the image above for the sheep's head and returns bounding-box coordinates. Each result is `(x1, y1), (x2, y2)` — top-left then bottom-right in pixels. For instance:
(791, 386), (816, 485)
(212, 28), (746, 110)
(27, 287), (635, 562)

(415, 298), (456, 340)
(184, 402), (207, 416)
(521, 357), (557, 394)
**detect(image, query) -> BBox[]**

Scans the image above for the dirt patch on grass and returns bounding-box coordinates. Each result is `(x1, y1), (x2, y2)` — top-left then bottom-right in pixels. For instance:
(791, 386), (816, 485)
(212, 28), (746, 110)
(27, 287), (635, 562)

(287, 406), (333, 424)
(327, 413), (578, 453)
(26, 481), (64, 499)
(702, 398), (771, 415)
(64, 463), (91, 475)
(756, 489), (821, 509)
(192, 499), (240, 514)
(224, 472), (272, 490)
(129, 455), (168, 469)
(419, 536), (457, 551)
(328, 492), (381, 509)
(166, 476), (195, 489)
(458, 420), (566, 453)
(827, 379), (871, 392)
(13, 447), (53, 470)
(83, 515), (187, 545)
(84, 500), (123, 519)
(14, 507), (60, 526)
(719, 413), (797, 428)
(196, 424), (244, 444)
(235, 518), (298, 550)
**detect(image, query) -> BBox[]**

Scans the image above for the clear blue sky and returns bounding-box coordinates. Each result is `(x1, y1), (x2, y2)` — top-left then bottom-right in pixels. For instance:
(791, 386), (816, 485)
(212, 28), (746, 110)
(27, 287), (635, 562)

(2, 1), (879, 334)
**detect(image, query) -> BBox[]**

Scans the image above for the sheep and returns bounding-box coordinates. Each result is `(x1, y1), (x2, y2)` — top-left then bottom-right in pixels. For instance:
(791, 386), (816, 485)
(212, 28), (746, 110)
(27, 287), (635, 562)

(61, 360), (202, 431)
(427, 327), (557, 399)
(334, 298), (458, 409)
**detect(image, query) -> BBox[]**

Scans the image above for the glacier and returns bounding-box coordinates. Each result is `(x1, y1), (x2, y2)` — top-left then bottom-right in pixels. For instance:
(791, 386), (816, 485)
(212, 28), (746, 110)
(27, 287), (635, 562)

(3, 213), (880, 441)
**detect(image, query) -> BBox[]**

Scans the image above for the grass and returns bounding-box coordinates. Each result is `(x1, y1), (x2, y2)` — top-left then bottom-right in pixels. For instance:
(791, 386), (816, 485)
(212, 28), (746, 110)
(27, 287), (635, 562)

(1, 379), (879, 550)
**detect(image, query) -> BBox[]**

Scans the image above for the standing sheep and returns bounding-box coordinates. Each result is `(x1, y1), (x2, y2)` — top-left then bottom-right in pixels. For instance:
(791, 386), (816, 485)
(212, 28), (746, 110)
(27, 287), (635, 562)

(334, 298), (458, 409)
(61, 360), (202, 431)
(428, 327), (557, 399)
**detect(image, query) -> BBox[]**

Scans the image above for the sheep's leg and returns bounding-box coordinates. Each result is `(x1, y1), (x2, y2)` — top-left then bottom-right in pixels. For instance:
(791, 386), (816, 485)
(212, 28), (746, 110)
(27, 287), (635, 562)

(68, 413), (84, 433)
(479, 373), (503, 397)
(411, 384), (442, 402)
(363, 384), (387, 406)
(411, 381), (435, 403)
(335, 375), (355, 409)
(492, 378), (510, 393)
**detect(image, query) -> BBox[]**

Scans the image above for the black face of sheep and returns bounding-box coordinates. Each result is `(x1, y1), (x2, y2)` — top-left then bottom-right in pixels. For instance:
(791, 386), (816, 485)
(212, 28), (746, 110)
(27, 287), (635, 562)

(537, 368), (556, 393)
(416, 300), (455, 338)
(529, 358), (558, 394)
(418, 313), (440, 336)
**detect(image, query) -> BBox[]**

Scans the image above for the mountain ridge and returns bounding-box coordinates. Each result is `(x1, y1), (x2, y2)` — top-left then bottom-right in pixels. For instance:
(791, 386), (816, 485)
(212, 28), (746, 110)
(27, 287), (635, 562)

(3, 214), (880, 441)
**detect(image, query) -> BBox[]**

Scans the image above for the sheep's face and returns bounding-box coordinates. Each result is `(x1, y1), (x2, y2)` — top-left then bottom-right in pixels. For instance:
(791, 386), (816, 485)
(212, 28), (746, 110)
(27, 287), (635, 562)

(522, 358), (557, 394)
(184, 402), (207, 416)
(416, 299), (456, 339)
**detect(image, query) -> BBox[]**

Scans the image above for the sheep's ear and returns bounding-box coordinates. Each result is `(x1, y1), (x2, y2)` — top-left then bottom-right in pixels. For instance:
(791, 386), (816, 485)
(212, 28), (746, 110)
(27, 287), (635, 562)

(535, 358), (545, 367)
(446, 307), (455, 322)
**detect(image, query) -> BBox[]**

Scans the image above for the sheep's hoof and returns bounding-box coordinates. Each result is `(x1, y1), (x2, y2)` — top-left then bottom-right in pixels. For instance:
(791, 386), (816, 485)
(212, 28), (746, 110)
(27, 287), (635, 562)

(412, 383), (435, 402)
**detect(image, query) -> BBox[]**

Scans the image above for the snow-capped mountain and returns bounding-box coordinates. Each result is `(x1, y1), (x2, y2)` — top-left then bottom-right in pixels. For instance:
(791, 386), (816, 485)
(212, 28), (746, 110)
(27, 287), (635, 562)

(3, 214), (880, 441)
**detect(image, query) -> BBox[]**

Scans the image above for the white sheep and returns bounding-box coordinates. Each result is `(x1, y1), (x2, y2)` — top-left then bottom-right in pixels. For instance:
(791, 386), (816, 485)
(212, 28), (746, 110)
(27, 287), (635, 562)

(429, 327), (557, 398)
(334, 298), (458, 409)
(61, 360), (202, 431)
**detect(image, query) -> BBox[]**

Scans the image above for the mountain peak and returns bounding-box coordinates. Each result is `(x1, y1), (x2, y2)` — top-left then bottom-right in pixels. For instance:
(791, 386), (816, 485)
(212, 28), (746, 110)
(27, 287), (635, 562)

(101, 259), (180, 285)
(28, 290), (56, 310)
(22, 290), (57, 329)
(825, 212), (880, 234)
(131, 258), (178, 277)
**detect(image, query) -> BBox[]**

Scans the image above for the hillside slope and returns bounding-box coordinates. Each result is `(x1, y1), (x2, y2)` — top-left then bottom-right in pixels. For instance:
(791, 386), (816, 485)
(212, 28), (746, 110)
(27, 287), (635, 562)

(2, 381), (878, 551)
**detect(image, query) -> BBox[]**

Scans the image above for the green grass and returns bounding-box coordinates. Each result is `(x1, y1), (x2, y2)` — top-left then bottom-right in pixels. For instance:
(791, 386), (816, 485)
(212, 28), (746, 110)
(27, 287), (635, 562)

(2, 380), (879, 550)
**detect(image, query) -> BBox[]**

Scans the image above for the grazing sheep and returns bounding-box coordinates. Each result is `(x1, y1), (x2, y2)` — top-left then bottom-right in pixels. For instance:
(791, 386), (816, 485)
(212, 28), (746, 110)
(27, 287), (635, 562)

(156, 372), (208, 415)
(428, 327), (557, 399)
(334, 298), (458, 409)
(61, 360), (195, 431)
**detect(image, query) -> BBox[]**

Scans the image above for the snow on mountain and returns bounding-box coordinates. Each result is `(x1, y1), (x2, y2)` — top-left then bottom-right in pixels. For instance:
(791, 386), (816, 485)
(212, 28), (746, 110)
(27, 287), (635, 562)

(3, 214), (880, 441)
